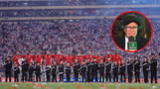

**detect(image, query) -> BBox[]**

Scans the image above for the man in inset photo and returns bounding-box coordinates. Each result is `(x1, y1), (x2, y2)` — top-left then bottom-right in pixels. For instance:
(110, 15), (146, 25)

(112, 12), (151, 52)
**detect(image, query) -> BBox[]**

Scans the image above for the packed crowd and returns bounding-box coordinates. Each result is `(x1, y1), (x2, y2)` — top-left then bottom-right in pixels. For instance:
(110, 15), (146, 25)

(1, 8), (159, 18)
(0, 0), (159, 7)
(0, 19), (160, 58)
(0, 20), (112, 58)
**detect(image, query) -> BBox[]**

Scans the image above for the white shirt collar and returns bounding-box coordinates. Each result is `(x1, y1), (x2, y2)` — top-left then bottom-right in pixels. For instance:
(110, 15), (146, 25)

(125, 36), (129, 50)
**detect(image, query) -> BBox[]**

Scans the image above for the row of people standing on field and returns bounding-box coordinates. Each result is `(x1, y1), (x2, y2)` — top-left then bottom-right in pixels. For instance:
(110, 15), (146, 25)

(3, 54), (159, 83)
(6, 53), (121, 82)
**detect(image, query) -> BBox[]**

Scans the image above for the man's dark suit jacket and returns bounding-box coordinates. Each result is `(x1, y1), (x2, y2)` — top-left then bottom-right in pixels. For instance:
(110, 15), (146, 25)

(114, 36), (148, 50)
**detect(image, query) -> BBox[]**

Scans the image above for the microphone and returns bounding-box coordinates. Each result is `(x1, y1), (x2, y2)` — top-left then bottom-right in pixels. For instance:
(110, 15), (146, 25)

(128, 37), (137, 51)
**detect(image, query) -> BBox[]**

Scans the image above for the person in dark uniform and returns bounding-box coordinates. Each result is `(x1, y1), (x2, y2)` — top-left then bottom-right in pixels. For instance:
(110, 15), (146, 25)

(134, 57), (140, 83)
(92, 58), (98, 82)
(0, 73), (1, 82)
(4, 57), (12, 82)
(51, 62), (57, 82)
(46, 65), (51, 82)
(79, 61), (87, 82)
(150, 54), (158, 83)
(86, 59), (92, 82)
(13, 64), (20, 82)
(65, 63), (71, 82)
(98, 59), (105, 82)
(35, 63), (41, 82)
(127, 58), (134, 83)
(21, 59), (29, 82)
(105, 58), (112, 82)
(113, 62), (119, 82)
(28, 63), (35, 82)
(58, 60), (64, 82)
(120, 61), (126, 82)
(143, 58), (149, 83)
(73, 59), (80, 82)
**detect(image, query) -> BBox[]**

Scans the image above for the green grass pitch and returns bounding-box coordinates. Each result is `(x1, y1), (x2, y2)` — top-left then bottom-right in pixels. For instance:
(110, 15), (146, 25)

(0, 83), (159, 89)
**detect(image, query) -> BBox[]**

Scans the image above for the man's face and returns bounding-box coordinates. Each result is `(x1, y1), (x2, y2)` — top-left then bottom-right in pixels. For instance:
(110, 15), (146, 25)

(124, 22), (138, 37)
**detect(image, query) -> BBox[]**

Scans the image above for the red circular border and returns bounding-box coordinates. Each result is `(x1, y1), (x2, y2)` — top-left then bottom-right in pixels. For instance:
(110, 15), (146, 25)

(110, 11), (153, 53)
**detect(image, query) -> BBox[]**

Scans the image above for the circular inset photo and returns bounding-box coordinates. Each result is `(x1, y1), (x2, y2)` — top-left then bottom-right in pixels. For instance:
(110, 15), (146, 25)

(111, 11), (152, 52)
